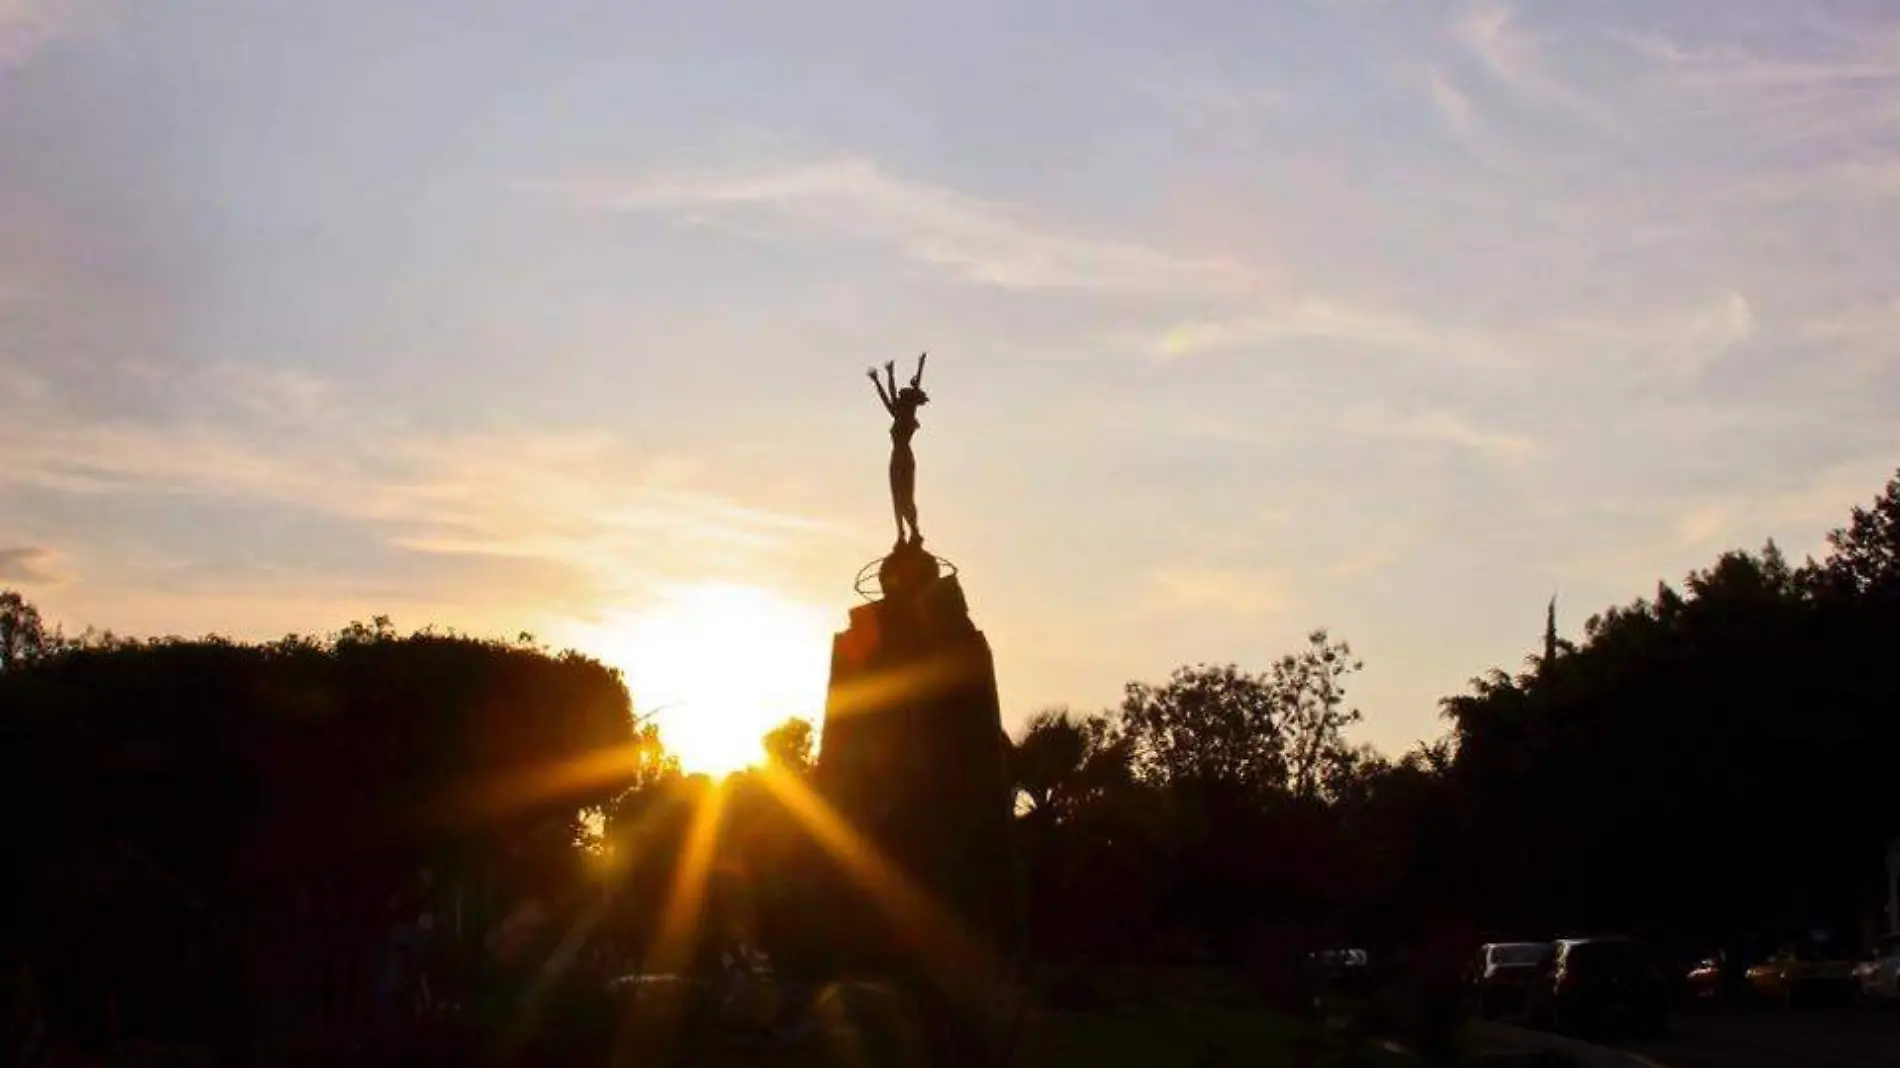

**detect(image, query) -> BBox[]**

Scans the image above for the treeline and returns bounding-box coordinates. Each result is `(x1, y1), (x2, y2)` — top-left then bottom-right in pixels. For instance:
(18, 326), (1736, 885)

(1008, 469), (1900, 977)
(0, 617), (664, 1056)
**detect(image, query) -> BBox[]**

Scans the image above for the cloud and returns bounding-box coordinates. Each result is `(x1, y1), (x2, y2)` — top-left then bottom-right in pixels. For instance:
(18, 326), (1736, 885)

(1457, 4), (1621, 132)
(0, 545), (57, 583)
(1524, 292), (1758, 385)
(1428, 67), (1478, 142)
(1628, 31), (1900, 94)
(0, 0), (84, 69)
(1159, 299), (1502, 367)
(542, 156), (1269, 296)
(1624, 23), (1900, 157)
(1564, 456), (1900, 588)
(1145, 565), (1295, 621)
(1661, 292), (1754, 377)
(1122, 59), (1288, 126)
(0, 362), (847, 610)
(1345, 407), (1538, 466)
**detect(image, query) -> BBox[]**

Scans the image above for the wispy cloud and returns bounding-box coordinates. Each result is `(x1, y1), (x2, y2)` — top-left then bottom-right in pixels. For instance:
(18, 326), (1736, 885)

(1428, 66), (1478, 142)
(0, 362), (846, 611)
(1544, 292), (1757, 382)
(0, 0), (85, 69)
(1457, 3), (1621, 132)
(1661, 292), (1755, 378)
(1146, 565), (1295, 621)
(1345, 407), (1538, 466)
(1624, 22), (1900, 158)
(542, 156), (1270, 296)
(1122, 57), (1288, 126)
(1564, 456), (1900, 588)
(1419, 62), (1531, 177)
(1159, 299), (1501, 367)
(0, 545), (58, 584)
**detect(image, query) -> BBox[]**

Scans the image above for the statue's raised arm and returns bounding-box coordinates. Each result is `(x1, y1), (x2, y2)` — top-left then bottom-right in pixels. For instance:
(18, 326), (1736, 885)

(867, 366), (895, 414)
(909, 352), (927, 389)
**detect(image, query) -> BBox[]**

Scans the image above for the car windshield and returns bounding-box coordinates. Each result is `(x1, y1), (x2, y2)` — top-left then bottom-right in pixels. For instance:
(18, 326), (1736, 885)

(1490, 944), (1549, 966)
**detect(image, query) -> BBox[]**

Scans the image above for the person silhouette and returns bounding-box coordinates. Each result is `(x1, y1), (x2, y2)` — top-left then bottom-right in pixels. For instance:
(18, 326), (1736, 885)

(868, 353), (929, 547)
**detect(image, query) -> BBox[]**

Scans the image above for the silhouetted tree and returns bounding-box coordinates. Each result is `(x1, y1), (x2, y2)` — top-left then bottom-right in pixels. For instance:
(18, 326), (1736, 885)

(0, 614), (649, 1058)
(1818, 470), (1900, 596)
(1009, 707), (1131, 829)
(1435, 474), (1900, 954)
(762, 716), (816, 777)
(1272, 630), (1364, 801)
(0, 590), (61, 670)
(1119, 664), (1287, 794)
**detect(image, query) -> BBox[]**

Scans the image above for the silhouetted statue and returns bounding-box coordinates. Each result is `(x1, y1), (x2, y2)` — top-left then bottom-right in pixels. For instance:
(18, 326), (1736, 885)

(868, 353), (929, 547)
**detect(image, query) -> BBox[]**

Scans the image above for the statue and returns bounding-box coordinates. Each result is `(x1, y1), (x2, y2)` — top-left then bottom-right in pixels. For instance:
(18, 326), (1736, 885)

(777, 351), (1024, 1068)
(867, 353), (929, 547)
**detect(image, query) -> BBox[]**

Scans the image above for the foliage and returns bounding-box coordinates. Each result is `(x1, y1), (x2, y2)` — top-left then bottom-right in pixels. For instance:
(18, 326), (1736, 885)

(1119, 664), (1287, 793)
(1011, 468), (1900, 977)
(1433, 473), (1900, 951)
(763, 716), (816, 776)
(1010, 708), (1131, 828)
(1271, 631), (1364, 802)
(0, 589), (63, 669)
(0, 618), (645, 1052)
(1115, 633), (1364, 802)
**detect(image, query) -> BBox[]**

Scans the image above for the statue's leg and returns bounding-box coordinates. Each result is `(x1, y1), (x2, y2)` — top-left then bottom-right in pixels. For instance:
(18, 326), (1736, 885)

(892, 452), (918, 545)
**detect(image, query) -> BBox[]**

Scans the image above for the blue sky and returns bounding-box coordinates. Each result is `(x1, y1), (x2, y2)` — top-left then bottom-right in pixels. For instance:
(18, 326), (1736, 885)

(4, 0), (1899, 757)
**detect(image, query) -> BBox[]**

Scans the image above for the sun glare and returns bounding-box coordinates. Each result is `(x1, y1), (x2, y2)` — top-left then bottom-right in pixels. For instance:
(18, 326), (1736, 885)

(587, 584), (832, 776)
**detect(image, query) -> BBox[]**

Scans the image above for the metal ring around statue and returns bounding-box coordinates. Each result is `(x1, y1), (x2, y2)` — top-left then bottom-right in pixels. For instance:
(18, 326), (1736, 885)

(855, 550), (958, 602)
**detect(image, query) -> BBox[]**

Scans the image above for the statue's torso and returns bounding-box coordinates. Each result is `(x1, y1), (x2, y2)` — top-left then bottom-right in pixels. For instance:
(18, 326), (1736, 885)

(890, 413), (919, 446)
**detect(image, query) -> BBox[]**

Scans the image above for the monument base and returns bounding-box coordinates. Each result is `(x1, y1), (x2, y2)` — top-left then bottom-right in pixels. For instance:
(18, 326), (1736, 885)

(780, 561), (1024, 1064)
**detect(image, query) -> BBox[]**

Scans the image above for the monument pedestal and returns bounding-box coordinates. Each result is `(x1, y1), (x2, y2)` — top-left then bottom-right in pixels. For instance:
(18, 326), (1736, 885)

(790, 546), (1024, 1063)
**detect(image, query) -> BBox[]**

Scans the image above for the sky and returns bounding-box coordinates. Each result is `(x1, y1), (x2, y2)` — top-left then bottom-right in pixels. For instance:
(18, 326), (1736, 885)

(4, 0), (1899, 762)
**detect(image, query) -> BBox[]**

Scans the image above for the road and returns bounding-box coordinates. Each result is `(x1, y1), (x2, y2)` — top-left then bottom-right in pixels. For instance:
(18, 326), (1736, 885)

(1617, 1007), (1900, 1068)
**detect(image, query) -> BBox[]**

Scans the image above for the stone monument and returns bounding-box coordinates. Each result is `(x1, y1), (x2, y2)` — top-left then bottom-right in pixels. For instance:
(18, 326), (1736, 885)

(796, 354), (1025, 1064)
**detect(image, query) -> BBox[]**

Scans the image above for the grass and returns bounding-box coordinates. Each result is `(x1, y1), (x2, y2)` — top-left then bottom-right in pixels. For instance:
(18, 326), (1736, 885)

(1010, 965), (1423, 1068)
(330, 965), (1453, 1067)
(1018, 1002), (1306, 1068)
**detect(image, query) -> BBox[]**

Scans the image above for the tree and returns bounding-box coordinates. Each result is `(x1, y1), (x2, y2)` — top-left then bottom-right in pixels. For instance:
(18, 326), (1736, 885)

(1271, 630), (1364, 801)
(1819, 470), (1900, 595)
(1009, 707), (1131, 827)
(761, 716), (815, 776)
(0, 623), (648, 1052)
(0, 590), (60, 670)
(1118, 663), (1285, 792)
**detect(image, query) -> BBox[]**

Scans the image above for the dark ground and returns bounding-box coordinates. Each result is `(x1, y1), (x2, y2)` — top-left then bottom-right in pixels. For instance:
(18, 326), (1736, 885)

(1616, 1007), (1900, 1068)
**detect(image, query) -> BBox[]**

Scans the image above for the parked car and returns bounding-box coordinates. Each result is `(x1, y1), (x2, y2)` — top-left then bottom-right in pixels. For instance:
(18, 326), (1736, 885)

(1309, 947), (1372, 1010)
(1470, 942), (1553, 1019)
(1684, 949), (1751, 1004)
(1745, 937), (1861, 1006)
(1853, 935), (1900, 1004)
(1529, 936), (1668, 1038)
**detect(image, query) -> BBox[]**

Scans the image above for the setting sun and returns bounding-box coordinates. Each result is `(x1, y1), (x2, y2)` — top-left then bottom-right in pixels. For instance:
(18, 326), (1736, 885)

(584, 583), (832, 776)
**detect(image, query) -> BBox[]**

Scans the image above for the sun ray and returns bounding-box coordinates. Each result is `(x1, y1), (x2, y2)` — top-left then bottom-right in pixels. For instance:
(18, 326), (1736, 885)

(456, 739), (671, 824)
(647, 783), (728, 975)
(820, 654), (964, 722)
(599, 783), (730, 1067)
(755, 763), (998, 995)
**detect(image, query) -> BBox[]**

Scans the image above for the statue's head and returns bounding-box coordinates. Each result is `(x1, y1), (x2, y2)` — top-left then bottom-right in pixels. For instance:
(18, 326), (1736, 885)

(898, 386), (930, 407)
